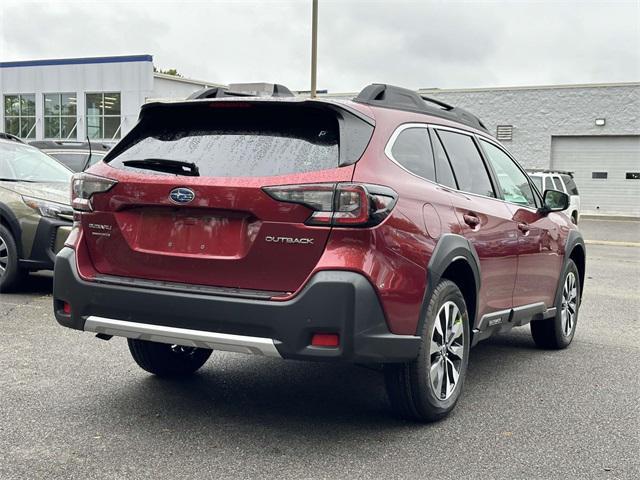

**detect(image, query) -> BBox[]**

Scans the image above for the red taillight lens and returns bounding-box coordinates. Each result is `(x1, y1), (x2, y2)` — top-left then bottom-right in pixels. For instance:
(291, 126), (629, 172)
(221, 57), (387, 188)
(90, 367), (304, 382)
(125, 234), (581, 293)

(311, 333), (340, 347)
(263, 183), (397, 227)
(62, 302), (71, 314)
(71, 173), (117, 212)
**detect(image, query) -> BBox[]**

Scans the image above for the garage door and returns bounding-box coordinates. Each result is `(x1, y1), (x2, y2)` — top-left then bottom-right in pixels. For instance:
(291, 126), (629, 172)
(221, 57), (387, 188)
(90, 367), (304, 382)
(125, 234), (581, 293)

(551, 135), (640, 217)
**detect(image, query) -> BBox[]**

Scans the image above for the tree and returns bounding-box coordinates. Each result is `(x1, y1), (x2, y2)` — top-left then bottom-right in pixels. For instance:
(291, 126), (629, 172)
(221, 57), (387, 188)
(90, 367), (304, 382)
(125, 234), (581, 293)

(153, 66), (183, 77)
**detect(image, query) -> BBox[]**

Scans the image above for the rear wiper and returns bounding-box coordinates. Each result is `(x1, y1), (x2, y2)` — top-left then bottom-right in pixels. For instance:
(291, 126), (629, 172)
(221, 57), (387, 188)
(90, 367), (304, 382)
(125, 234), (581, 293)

(122, 158), (200, 176)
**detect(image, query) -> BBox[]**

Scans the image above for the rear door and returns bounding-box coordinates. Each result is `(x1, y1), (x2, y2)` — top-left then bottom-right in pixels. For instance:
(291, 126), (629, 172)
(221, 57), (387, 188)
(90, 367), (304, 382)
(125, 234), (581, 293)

(83, 100), (372, 294)
(432, 127), (519, 318)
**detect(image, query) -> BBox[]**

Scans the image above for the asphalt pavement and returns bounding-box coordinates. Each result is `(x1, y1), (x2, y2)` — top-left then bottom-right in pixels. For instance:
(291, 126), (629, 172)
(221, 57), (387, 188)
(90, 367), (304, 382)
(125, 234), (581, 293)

(1, 219), (638, 479)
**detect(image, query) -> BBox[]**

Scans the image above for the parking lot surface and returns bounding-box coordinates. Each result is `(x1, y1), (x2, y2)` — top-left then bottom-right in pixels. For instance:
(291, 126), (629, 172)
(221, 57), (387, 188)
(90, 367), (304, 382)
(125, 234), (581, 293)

(1, 219), (638, 480)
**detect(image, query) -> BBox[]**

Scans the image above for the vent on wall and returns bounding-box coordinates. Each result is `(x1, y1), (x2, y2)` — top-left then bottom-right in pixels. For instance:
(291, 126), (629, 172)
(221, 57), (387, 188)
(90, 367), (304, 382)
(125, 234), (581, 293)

(496, 125), (513, 141)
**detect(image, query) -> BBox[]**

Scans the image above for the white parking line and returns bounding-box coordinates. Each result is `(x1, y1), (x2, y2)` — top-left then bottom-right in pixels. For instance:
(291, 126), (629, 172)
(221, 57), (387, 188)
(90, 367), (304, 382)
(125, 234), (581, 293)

(585, 240), (640, 247)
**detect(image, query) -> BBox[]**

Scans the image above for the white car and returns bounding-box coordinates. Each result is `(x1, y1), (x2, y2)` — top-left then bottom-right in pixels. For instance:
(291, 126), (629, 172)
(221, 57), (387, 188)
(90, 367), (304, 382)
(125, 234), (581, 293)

(528, 170), (581, 224)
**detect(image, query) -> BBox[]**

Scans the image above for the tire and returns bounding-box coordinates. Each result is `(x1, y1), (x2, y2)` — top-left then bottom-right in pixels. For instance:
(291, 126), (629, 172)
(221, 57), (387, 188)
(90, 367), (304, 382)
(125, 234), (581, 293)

(127, 339), (212, 377)
(384, 279), (470, 422)
(530, 259), (580, 350)
(571, 211), (578, 225)
(0, 224), (26, 292)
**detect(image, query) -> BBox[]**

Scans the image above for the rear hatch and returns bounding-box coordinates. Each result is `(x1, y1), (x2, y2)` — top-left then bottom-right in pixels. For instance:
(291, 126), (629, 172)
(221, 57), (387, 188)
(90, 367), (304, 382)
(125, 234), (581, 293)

(80, 99), (373, 295)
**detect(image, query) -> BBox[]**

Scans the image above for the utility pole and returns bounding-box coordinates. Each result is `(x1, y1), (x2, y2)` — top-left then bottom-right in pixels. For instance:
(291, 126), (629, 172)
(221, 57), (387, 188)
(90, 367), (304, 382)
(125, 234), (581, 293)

(310, 0), (318, 98)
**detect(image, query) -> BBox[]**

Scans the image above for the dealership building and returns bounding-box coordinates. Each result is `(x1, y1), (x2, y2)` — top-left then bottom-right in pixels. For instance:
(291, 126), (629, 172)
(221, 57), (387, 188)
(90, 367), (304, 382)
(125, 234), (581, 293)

(1, 54), (638, 216)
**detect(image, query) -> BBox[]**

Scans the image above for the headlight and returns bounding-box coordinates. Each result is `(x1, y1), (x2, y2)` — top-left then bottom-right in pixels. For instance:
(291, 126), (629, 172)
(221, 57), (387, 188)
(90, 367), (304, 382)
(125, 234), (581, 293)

(22, 196), (73, 219)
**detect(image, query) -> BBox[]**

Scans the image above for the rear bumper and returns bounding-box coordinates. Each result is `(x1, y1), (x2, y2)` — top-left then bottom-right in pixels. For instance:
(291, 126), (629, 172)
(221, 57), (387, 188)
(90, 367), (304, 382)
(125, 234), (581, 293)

(53, 248), (421, 363)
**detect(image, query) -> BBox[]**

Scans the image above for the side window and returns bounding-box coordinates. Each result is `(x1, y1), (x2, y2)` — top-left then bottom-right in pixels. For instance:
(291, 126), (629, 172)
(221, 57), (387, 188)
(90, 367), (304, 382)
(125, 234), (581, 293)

(550, 176), (562, 191)
(430, 129), (458, 189)
(561, 174), (579, 195)
(389, 127), (435, 181)
(437, 130), (495, 197)
(48, 152), (88, 172)
(480, 139), (536, 207)
(553, 176), (565, 192)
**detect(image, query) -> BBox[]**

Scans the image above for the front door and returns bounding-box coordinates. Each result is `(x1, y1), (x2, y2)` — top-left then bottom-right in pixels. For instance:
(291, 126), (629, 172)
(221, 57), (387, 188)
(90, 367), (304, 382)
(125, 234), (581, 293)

(478, 138), (563, 309)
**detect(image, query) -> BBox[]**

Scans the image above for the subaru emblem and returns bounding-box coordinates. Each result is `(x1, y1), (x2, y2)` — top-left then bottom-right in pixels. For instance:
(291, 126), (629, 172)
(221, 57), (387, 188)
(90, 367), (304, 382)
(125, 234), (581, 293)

(169, 187), (195, 204)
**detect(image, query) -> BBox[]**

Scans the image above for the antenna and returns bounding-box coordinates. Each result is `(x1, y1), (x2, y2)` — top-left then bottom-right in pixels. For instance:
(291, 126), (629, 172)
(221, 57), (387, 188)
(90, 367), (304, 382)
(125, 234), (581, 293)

(83, 131), (93, 171)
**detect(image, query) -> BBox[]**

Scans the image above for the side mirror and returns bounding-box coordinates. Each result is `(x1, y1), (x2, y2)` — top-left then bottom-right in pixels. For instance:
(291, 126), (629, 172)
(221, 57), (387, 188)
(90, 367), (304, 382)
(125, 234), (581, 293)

(539, 189), (569, 215)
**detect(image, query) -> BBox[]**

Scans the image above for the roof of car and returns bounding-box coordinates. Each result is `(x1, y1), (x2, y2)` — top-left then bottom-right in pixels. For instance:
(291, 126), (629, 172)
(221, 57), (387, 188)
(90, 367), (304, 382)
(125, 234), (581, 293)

(30, 140), (111, 152)
(527, 169), (574, 177)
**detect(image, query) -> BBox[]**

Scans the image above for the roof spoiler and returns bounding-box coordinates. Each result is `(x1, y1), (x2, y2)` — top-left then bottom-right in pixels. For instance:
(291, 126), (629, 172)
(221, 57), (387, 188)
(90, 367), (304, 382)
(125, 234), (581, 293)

(354, 83), (489, 134)
(188, 82), (294, 100)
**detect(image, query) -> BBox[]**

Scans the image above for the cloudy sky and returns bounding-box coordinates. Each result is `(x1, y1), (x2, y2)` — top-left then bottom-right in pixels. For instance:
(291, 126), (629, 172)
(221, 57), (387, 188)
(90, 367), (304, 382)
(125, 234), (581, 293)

(1, 0), (638, 92)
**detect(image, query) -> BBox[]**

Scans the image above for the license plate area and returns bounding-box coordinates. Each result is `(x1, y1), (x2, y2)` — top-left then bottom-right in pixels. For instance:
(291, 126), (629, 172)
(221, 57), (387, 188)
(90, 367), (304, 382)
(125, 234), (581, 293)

(130, 207), (255, 258)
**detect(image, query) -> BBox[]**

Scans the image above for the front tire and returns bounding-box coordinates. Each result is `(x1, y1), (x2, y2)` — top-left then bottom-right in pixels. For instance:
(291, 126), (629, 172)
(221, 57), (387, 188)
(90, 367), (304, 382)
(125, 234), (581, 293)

(0, 225), (26, 292)
(384, 279), (470, 422)
(128, 339), (212, 377)
(530, 259), (581, 349)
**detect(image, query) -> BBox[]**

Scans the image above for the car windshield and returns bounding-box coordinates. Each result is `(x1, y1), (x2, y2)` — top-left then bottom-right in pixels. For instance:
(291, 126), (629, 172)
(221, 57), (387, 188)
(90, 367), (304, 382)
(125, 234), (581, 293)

(0, 142), (72, 182)
(530, 175), (543, 193)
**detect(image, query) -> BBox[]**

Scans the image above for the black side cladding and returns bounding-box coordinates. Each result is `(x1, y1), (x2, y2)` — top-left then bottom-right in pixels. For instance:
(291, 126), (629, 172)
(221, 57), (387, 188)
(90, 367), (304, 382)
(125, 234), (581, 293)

(355, 83), (489, 134)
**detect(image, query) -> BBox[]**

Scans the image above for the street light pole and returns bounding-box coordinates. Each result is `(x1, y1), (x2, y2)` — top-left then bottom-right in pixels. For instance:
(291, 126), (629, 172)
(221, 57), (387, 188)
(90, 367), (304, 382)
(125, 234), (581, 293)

(310, 0), (318, 98)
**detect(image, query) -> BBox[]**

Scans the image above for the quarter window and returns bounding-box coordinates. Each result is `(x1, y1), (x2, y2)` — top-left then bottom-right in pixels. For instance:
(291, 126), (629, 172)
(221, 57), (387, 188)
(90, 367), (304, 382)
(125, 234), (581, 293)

(44, 93), (77, 139)
(390, 127), (435, 181)
(86, 92), (121, 140)
(480, 140), (535, 207)
(3, 94), (36, 139)
(437, 130), (494, 197)
(561, 174), (579, 194)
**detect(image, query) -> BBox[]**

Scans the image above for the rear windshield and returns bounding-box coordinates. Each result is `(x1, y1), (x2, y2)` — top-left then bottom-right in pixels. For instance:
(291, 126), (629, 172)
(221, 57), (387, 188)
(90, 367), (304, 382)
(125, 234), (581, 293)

(107, 103), (342, 177)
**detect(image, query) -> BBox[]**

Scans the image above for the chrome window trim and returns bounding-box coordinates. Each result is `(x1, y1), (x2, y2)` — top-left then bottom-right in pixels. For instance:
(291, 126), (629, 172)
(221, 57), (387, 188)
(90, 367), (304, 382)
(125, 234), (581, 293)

(384, 122), (542, 212)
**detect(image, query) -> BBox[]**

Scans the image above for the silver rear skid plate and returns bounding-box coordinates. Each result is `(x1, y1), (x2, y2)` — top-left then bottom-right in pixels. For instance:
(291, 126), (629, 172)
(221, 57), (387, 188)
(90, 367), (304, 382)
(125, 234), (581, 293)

(84, 316), (282, 357)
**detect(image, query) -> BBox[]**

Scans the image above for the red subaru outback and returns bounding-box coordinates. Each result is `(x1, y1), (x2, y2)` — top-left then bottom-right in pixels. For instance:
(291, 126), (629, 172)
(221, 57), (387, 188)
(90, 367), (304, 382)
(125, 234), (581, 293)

(54, 83), (585, 421)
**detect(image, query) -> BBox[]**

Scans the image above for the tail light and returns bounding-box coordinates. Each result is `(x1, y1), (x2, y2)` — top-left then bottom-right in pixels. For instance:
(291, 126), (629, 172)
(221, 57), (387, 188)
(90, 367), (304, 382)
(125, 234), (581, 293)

(263, 183), (397, 227)
(71, 173), (117, 212)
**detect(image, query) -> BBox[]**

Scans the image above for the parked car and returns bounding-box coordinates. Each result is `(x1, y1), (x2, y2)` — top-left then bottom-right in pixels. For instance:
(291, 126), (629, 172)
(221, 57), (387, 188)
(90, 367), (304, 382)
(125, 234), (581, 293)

(528, 169), (580, 224)
(30, 140), (111, 172)
(0, 136), (73, 290)
(53, 83), (585, 422)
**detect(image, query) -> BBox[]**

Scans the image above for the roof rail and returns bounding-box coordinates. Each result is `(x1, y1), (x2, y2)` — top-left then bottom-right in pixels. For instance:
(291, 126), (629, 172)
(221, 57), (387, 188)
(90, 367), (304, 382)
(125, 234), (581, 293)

(526, 168), (574, 177)
(187, 82), (294, 100)
(354, 83), (489, 133)
(0, 132), (24, 144)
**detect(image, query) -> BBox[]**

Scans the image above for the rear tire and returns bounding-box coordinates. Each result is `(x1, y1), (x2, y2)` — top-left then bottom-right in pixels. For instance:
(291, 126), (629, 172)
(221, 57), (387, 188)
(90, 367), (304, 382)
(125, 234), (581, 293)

(0, 225), (26, 292)
(531, 259), (580, 349)
(384, 279), (470, 422)
(128, 339), (212, 377)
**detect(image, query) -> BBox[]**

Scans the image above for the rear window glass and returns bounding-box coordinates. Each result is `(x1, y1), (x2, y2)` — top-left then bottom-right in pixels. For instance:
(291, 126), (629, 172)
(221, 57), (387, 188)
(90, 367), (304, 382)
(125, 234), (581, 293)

(437, 130), (495, 198)
(48, 152), (88, 172)
(108, 104), (341, 177)
(561, 174), (579, 195)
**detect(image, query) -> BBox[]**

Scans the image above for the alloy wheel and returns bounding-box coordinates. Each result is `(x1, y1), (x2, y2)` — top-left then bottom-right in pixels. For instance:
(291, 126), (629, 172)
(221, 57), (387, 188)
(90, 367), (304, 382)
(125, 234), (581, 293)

(0, 235), (8, 277)
(429, 300), (465, 400)
(561, 272), (578, 336)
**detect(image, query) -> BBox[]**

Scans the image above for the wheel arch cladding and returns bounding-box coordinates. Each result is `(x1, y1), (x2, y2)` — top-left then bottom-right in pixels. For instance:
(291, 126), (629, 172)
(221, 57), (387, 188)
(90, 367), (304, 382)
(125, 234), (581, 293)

(0, 203), (22, 257)
(556, 229), (586, 305)
(419, 234), (481, 335)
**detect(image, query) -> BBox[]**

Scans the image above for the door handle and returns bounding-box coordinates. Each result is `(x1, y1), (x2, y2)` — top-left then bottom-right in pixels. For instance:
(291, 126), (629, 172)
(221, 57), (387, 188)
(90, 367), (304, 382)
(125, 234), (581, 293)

(463, 214), (480, 227)
(517, 222), (530, 234)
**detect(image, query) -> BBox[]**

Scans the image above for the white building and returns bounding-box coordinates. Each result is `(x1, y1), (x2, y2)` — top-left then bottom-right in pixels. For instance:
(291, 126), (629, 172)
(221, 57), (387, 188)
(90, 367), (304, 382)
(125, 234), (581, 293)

(0, 54), (223, 142)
